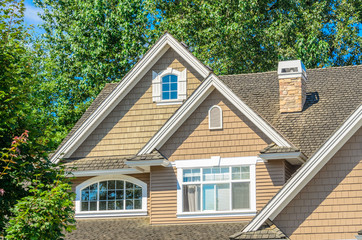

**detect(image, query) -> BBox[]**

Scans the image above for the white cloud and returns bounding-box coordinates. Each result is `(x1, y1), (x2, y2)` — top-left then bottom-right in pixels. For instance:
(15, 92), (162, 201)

(24, 3), (43, 25)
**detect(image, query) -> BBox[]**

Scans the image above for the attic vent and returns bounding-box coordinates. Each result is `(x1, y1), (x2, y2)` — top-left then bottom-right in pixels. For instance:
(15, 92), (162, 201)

(209, 105), (222, 130)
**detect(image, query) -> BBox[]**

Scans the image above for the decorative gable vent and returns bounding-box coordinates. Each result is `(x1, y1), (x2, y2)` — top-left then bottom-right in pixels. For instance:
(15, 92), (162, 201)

(209, 105), (223, 130)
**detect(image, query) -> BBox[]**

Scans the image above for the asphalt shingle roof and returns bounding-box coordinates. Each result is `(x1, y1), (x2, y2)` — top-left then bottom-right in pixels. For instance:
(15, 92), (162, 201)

(219, 65), (362, 157)
(65, 217), (248, 240)
(229, 223), (288, 240)
(63, 151), (165, 171)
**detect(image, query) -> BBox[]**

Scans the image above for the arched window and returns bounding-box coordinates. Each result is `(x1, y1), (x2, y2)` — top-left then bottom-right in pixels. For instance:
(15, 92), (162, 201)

(209, 105), (223, 130)
(162, 74), (178, 100)
(75, 175), (147, 217)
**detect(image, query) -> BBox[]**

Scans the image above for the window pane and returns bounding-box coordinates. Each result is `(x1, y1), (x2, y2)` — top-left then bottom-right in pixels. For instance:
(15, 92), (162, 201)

(116, 190), (124, 200)
(126, 182), (133, 189)
(108, 180), (115, 190)
(183, 185), (201, 212)
(126, 200), (133, 210)
(99, 201), (107, 210)
(203, 167), (229, 181)
(162, 76), (170, 83)
(232, 166), (250, 180)
(232, 182), (250, 209)
(90, 202), (97, 211)
(116, 200), (123, 210)
(241, 166), (250, 179)
(116, 180), (124, 189)
(216, 184), (230, 211)
(108, 190), (115, 200)
(89, 190), (97, 201)
(203, 184), (215, 211)
(99, 181), (107, 191)
(170, 75), (177, 82)
(81, 202), (89, 211)
(81, 190), (89, 201)
(170, 83), (177, 91)
(107, 201), (115, 210)
(99, 189), (107, 200)
(162, 92), (170, 100)
(162, 83), (169, 91)
(170, 91), (177, 99)
(89, 183), (97, 191)
(134, 200), (142, 209)
(183, 169), (200, 182)
(134, 189), (142, 199)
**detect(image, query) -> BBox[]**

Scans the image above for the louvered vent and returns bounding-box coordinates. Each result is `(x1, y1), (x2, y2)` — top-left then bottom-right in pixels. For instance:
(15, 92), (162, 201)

(209, 105), (222, 130)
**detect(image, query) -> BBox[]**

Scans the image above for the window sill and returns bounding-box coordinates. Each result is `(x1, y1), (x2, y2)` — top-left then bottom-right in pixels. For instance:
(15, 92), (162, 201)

(75, 210), (147, 218)
(156, 100), (184, 106)
(176, 210), (257, 218)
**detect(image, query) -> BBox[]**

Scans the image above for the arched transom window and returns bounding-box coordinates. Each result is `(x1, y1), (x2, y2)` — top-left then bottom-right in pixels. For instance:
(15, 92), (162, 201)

(81, 180), (142, 211)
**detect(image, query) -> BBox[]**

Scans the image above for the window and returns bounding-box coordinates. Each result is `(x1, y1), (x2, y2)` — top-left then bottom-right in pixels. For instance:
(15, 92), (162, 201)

(176, 156), (257, 218)
(152, 68), (187, 104)
(75, 175), (147, 217)
(209, 105), (222, 129)
(162, 75), (178, 100)
(80, 180), (142, 212)
(182, 166), (250, 212)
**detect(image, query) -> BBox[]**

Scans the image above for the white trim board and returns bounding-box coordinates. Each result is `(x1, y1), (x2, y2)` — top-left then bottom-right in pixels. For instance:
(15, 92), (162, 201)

(138, 74), (291, 155)
(243, 104), (362, 232)
(50, 33), (211, 163)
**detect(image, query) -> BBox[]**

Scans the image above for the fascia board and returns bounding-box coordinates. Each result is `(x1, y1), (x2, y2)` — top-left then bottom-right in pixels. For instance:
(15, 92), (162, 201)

(139, 74), (291, 155)
(125, 159), (170, 167)
(259, 152), (306, 161)
(68, 168), (143, 177)
(243, 104), (362, 232)
(50, 33), (210, 163)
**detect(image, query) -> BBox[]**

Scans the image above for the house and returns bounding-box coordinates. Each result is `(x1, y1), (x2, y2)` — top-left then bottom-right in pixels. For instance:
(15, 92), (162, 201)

(50, 33), (362, 240)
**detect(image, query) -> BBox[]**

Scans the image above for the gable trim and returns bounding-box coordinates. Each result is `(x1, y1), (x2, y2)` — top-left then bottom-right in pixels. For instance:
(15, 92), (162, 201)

(243, 104), (362, 232)
(50, 33), (211, 163)
(138, 74), (291, 155)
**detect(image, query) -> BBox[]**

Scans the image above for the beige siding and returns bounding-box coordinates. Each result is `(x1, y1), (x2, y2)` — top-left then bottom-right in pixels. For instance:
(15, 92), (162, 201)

(71, 173), (151, 213)
(70, 48), (203, 158)
(150, 92), (282, 224)
(274, 127), (362, 240)
(160, 90), (272, 161)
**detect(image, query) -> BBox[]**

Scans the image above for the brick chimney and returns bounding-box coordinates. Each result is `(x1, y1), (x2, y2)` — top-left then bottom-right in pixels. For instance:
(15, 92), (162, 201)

(278, 60), (307, 113)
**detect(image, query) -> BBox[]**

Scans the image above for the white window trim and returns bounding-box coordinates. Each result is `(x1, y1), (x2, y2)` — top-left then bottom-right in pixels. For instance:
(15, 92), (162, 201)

(209, 105), (223, 130)
(175, 156), (257, 218)
(152, 67), (187, 104)
(75, 174), (147, 218)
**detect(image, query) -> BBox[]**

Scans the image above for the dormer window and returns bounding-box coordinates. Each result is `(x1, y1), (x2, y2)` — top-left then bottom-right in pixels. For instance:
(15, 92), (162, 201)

(152, 68), (187, 105)
(162, 75), (178, 100)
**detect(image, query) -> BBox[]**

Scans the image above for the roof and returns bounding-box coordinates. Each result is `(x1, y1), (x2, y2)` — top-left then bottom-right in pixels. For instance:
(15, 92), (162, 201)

(219, 65), (362, 157)
(63, 151), (165, 171)
(230, 223), (288, 240)
(260, 143), (300, 154)
(65, 217), (248, 240)
(53, 83), (118, 159)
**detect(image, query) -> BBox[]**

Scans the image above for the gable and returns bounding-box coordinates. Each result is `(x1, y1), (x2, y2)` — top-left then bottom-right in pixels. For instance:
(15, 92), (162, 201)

(69, 48), (204, 159)
(50, 33), (212, 163)
(160, 89), (272, 161)
(274, 127), (362, 239)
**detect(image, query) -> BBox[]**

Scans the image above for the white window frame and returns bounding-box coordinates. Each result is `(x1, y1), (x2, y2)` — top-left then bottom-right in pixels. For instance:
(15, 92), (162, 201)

(152, 68), (187, 105)
(175, 156), (257, 218)
(209, 105), (223, 130)
(75, 174), (147, 218)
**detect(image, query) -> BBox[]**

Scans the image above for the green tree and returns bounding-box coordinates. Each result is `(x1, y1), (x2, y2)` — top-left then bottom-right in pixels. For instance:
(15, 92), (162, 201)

(0, 1), (75, 238)
(155, 0), (362, 74)
(34, 0), (158, 145)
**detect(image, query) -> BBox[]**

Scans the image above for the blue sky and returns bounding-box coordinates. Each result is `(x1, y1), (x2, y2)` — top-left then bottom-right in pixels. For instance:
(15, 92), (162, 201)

(24, 0), (44, 36)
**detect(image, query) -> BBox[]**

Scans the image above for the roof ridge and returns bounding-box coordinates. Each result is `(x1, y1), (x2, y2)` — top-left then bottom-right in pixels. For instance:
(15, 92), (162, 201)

(218, 64), (362, 78)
